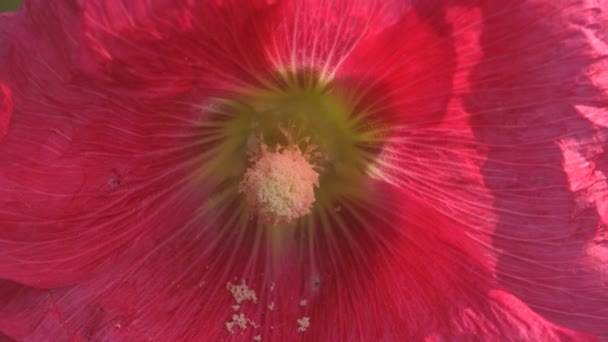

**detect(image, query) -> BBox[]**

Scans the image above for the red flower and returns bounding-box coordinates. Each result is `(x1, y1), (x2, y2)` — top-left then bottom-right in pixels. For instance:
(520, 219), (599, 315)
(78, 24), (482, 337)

(1, 0), (607, 341)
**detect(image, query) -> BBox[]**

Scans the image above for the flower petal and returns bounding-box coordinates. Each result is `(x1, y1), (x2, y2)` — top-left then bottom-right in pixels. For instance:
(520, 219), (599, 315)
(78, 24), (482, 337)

(460, 0), (608, 338)
(0, 182), (596, 341)
(373, 0), (608, 338)
(80, 0), (277, 97)
(0, 280), (69, 341)
(1, 0), (607, 340)
(0, 82), (12, 143)
(0, 12), (15, 143)
(335, 2), (456, 127)
(0, 2), (210, 287)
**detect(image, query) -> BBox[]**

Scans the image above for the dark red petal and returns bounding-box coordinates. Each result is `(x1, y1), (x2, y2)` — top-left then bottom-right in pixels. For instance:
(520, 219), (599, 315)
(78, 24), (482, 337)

(335, 2), (456, 127)
(0, 2), (210, 287)
(80, 0), (277, 98)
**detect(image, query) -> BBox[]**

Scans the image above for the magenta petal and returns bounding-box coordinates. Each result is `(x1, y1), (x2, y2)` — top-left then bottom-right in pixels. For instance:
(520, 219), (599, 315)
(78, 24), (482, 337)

(0, 183), (595, 341)
(0, 280), (68, 341)
(372, 1), (608, 339)
(1, 0), (607, 341)
(461, 0), (608, 338)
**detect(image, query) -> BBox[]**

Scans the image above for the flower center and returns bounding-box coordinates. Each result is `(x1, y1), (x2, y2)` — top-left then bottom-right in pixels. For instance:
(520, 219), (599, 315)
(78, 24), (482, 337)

(238, 143), (319, 225)
(195, 70), (389, 228)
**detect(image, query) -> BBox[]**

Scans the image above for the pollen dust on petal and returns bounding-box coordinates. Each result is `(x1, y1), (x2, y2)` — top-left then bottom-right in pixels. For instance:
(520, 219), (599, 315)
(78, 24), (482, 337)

(224, 281), (314, 335)
(297, 317), (310, 333)
(227, 281), (258, 304)
(225, 281), (260, 334)
(225, 313), (248, 333)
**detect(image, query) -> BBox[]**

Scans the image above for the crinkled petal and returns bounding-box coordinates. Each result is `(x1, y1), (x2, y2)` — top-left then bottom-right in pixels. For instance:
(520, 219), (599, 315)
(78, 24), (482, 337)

(0, 280), (70, 341)
(467, 1), (608, 338)
(373, 0), (608, 339)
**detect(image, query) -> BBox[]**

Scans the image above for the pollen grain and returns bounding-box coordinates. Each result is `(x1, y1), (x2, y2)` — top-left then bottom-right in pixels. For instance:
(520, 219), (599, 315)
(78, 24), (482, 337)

(239, 146), (319, 225)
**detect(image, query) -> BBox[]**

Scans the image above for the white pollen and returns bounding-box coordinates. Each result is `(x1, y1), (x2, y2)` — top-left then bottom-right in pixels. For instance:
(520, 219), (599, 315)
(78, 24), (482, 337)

(297, 317), (310, 333)
(239, 147), (319, 225)
(253, 336), (262, 341)
(268, 302), (275, 311)
(299, 299), (308, 307)
(227, 281), (258, 304)
(225, 313), (248, 334)
(232, 305), (240, 311)
(247, 318), (260, 329)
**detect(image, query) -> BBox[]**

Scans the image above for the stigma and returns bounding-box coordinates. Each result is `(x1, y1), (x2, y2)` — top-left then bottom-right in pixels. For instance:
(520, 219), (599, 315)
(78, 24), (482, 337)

(239, 142), (320, 226)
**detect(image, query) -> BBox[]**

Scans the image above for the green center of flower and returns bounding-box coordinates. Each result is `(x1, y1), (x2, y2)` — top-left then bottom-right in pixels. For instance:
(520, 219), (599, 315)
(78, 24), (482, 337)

(197, 72), (387, 227)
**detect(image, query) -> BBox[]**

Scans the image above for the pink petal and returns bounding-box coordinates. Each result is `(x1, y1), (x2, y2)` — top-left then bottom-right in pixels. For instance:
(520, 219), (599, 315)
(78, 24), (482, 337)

(372, 0), (608, 338)
(462, 0), (608, 338)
